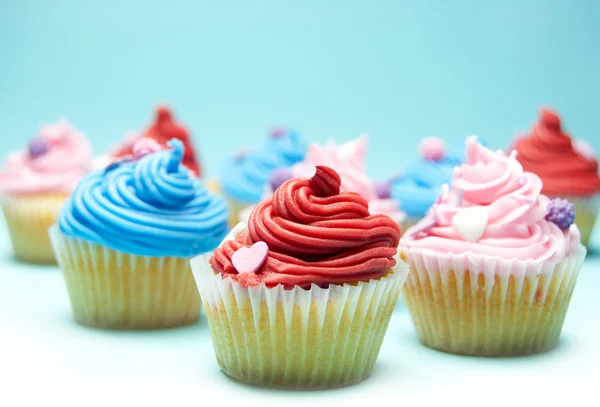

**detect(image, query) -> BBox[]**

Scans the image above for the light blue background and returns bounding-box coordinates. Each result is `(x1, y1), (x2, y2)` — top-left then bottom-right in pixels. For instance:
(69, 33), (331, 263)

(1, 0), (599, 178)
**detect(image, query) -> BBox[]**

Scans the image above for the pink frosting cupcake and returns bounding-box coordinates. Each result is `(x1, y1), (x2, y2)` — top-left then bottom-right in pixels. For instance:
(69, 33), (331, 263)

(0, 119), (92, 263)
(399, 136), (586, 356)
(238, 135), (405, 225)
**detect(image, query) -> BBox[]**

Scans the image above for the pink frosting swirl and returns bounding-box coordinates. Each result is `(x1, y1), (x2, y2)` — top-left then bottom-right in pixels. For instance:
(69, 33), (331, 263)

(267, 136), (405, 224)
(401, 136), (580, 262)
(0, 119), (92, 196)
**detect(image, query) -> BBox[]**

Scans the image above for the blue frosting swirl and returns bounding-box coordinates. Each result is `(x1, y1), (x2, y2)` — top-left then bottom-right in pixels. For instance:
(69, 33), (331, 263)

(58, 139), (229, 257)
(220, 130), (307, 203)
(391, 144), (465, 218)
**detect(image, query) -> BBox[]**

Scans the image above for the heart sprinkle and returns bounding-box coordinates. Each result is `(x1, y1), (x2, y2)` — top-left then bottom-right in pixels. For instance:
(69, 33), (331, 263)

(452, 206), (489, 242)
(232, 241), (269, 274)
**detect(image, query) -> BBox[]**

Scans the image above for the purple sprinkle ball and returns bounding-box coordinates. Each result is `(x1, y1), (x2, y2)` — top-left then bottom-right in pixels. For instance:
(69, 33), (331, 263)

(269, 168), (293, 191)
(545, 198), (575, 230)
(374, 181), (391, 199)
(28, 138), (50, 159)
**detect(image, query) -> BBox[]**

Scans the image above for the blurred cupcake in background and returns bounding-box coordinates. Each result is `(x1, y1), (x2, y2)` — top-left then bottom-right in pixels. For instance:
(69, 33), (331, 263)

(400, 136), (585, 356)
(513, 108), (600, 247)
(191, 166), (408, 388)
(218, 127), (307, 226)
(390, 137), (464, 230)
(238, 135), (405, 226)
(50, 138), (228, 329)
(94, 106), (204, 178)
(0, 119), (92, 263)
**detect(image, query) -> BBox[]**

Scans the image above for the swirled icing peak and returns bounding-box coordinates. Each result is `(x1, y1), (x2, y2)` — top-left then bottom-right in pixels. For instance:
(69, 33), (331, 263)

(219, 129), (307, 204)
(401, 136), (581, 263)
(58, 139), (229, 257)
(0, 119), (92, 196)
(113, 106), (202, 176)
(267, 135), (405, 224)
(514, 108), (600, 196)
(210, 166), (402, 288)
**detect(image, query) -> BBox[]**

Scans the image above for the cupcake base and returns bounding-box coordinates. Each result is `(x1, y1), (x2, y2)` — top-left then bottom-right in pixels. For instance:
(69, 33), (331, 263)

(224, 196), (253, 228)
(562, 195), (599, 247)
(2, 194), (67, 264)
(191, 247), (408, 389)
(401, 246), (586, 357)
(50, 226), (201, 330)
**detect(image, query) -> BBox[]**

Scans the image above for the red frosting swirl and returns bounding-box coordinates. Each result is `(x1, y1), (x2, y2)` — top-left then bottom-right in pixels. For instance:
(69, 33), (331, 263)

(514, 108), (600, 196)
(115, 107), (202, 176)
(210, 166), (401, 288)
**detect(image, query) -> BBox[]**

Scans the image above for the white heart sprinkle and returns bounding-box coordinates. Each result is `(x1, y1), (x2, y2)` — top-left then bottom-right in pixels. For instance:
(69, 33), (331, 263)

(452, 206), (489, 242)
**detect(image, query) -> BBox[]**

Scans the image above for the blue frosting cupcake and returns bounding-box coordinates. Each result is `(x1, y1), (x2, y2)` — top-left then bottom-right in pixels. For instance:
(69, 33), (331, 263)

(391, 137), (465, 224)
(219, 128), (307, 224)
(59, 138), (229, 257)
(50, 138), (228, 329)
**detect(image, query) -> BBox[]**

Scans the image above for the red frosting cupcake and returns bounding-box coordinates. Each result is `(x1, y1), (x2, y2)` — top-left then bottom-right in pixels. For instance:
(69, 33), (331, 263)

(191, 166), (408, 389)
(114, 106), (202, 176)
(513, 108), (600, 245)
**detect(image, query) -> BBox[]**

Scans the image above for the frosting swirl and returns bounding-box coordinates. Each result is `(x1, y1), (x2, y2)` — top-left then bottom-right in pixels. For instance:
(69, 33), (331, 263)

(264, 136), (405, 224)
(59, 139), (229, 257)
(401, 136), (580, 262)
(210, 166), (401, 288)
(514, 108), (600, 196)
(0, 119), (92, 196)
(391, 142), (464, 218)
(219, 129), (306, 203)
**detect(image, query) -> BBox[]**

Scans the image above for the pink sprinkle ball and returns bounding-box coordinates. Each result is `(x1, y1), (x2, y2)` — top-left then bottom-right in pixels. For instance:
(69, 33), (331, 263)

(419, 137), (446, 162)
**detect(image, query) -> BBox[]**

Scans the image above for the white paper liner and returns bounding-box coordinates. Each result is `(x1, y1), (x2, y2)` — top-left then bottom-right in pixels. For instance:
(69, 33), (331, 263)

(50, 226), (201, 330)
(1, 194), (67, 263)
(190, 222), (409, 389)
(401, 245), (586, 356)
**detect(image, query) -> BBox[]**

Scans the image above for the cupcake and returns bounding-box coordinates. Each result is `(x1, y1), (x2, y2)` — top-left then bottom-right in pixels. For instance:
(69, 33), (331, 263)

(95, 106), (203, 177)
(0, 119), (92, 263)
(190, 166), (408, 389)
(50, 138), (229, 329)
(400, 136), (586, 356)
(218, 128), (306, 226)
(513, 108), (600, 246)
(238, 135), (405, 226)
(391, 137), (464, 230)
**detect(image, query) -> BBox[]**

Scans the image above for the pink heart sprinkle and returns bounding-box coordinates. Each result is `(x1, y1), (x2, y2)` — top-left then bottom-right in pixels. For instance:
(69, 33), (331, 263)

(232, 241), (269, 274)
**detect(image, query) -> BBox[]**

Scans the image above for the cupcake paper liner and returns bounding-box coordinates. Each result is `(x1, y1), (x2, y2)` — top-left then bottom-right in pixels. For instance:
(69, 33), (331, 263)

(401, 245), (586, 356)
(50, 226), (201, 330)
(1, 194), (68, 264)
(190, 230), (409, 389)
(551, 194), (599, 247)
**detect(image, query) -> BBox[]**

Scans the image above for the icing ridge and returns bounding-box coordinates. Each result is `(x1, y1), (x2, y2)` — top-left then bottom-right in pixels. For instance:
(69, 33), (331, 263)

(0, 119), (92, 196)
(210, 166), (401, 288)
(59, 139), (228, 257)
(219, 129), (306, 203)
(514, 108), (600, 196)
(401, 136), (580, 263)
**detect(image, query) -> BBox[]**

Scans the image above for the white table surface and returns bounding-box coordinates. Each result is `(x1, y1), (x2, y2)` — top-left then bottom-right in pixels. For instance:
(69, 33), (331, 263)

(2, 221), (599, 405)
